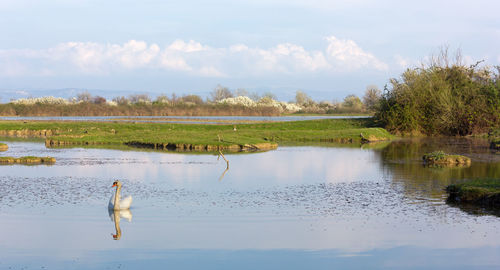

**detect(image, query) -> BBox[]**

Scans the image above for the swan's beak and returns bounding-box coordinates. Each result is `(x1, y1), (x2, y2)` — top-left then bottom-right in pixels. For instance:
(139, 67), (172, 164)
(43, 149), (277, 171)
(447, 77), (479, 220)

(112, 183), (117, 188)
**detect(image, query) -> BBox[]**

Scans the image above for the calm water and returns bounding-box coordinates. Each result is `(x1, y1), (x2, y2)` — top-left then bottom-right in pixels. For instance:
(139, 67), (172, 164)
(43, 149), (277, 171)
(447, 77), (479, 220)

(0, 138), (499, 269)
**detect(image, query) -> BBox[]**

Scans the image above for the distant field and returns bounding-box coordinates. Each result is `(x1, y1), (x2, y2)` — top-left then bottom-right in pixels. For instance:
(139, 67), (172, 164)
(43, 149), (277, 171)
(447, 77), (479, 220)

(0, 118), (393, 151)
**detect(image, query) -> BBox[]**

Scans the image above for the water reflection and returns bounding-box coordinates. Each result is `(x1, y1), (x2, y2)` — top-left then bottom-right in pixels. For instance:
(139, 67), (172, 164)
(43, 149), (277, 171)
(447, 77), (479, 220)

(218, 151), (230, 181)
(108, 209), (132, 240)
(0, 139), (499, 262)
(379, 138), (500, 200)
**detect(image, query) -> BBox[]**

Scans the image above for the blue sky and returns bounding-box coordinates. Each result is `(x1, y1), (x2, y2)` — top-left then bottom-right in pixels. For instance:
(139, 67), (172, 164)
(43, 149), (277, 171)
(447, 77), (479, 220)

(0, 0), (499, 101)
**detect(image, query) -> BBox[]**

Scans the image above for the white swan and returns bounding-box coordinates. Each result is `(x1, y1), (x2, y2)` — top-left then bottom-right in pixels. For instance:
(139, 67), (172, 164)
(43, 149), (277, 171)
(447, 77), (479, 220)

(108, 180), (132, 210)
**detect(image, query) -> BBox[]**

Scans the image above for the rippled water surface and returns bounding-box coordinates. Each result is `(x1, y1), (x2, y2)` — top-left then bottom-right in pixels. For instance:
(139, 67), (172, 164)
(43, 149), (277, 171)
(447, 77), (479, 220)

(0, 138), (499, 269)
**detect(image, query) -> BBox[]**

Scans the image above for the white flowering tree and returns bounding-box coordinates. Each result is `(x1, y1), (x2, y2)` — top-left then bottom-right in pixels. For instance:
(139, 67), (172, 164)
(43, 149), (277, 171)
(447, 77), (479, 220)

(11, 96), (70, 105)
(218, 95), (302, 113)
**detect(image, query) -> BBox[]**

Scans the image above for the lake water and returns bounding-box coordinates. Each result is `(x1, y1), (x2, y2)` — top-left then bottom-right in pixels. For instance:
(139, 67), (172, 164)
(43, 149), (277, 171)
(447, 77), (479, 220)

(0, 138), (499, 269)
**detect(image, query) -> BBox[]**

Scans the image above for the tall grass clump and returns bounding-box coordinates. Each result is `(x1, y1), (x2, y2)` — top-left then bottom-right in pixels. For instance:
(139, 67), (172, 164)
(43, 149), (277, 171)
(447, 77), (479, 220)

(375, 50), (500, 135)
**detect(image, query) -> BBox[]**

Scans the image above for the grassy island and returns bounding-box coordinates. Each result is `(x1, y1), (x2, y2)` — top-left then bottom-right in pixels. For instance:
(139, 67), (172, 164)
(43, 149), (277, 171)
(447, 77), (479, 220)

(423, 151), (471, 166)
(446, 178), (500, 207)
(0, 118), (393, 152)
(0, 142), (7, 151)
(0, 156), (56, 164)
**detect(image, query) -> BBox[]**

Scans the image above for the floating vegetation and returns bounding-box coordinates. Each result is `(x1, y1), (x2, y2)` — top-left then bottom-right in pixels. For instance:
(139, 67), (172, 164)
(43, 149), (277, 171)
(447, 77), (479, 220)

(0, 156), (56, 164)
(0, 143), (7, 151)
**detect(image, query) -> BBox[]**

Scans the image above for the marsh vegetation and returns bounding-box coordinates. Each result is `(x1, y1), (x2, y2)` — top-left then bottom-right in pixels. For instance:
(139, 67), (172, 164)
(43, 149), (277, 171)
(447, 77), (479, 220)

(375, 50), (500, 136)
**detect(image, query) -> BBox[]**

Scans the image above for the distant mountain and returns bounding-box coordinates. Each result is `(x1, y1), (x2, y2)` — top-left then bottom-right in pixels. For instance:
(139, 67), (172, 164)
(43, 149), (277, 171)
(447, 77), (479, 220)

(0, 88), (158, 103)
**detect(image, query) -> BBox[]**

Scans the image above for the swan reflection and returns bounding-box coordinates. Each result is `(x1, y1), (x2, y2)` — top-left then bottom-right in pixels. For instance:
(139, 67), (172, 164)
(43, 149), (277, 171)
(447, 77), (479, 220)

(108, 208), (132, 240)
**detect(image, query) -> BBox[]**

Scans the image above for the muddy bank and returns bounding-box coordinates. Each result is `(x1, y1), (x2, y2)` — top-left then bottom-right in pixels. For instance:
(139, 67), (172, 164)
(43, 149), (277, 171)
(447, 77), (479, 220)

(0, 156), (56, 164)
(45, 139), (278, 152)
(0, 129), (56, 138)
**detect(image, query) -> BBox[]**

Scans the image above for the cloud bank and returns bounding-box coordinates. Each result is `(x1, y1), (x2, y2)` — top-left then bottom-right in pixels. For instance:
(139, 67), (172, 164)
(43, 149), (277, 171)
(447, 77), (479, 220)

(0, 36), (388, 77)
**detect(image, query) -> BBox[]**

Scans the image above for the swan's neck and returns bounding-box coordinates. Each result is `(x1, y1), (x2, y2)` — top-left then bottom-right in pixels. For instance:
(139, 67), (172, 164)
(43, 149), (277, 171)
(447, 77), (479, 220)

(114, 186), (121, 210)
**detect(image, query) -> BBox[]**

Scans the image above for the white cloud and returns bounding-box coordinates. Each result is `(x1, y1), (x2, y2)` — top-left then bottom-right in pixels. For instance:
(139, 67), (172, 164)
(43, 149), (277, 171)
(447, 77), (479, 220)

(168, 39), (208, 53)
(394, 55), (411, 68)
(325, 36), (388, 71)
(0, 37), (388, 77)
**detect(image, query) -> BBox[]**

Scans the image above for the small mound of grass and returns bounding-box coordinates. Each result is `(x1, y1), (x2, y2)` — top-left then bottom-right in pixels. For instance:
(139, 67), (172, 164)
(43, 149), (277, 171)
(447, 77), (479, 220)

(446, 178), (500, 207)
(423, 151), (471, 165)
(0, 156), (56, 164)
(0, 142), (7, 151)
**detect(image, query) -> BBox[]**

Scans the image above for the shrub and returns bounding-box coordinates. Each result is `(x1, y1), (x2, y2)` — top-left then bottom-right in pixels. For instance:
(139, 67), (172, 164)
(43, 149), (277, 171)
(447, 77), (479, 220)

(375, 51), (500, 135)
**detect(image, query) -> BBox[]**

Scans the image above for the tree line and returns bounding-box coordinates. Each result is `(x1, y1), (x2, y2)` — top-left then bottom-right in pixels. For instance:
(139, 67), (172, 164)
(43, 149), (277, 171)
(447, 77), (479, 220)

(1, 85), (380, 116)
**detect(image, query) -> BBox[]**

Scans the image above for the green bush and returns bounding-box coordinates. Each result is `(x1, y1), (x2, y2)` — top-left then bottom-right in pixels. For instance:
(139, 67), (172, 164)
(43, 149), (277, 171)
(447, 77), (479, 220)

(375, 54), (500, 135)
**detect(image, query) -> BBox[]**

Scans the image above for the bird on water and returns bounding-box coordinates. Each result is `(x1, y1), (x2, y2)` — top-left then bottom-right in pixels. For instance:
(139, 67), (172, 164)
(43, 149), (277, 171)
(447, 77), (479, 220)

(108, 180), (132, 210)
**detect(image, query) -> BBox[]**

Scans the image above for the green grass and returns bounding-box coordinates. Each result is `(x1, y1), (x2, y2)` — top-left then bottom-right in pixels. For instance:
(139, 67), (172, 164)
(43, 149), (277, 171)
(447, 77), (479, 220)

(0, 118), (393, 150)
(446, 178), (500, 206)
(423, 151), (471, 165)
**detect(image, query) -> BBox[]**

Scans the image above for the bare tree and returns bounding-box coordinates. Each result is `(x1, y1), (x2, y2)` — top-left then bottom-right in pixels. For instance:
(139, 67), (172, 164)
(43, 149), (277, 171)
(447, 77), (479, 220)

(76, 91), (92, 103)
(128, 94), (151, 104)
(210, 85), (233, 102)
(295, 90), (313, 106)
(363, 85), (382, 112)
(155, 94), (170, 104)
(248, 92), (261, 101)
(234, 88), (249, 97)
(112, 96), (129, 105)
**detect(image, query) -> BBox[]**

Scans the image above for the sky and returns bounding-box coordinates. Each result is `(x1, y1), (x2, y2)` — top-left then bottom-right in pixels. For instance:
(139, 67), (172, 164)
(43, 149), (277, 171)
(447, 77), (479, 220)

(0, 0), (499, 101)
